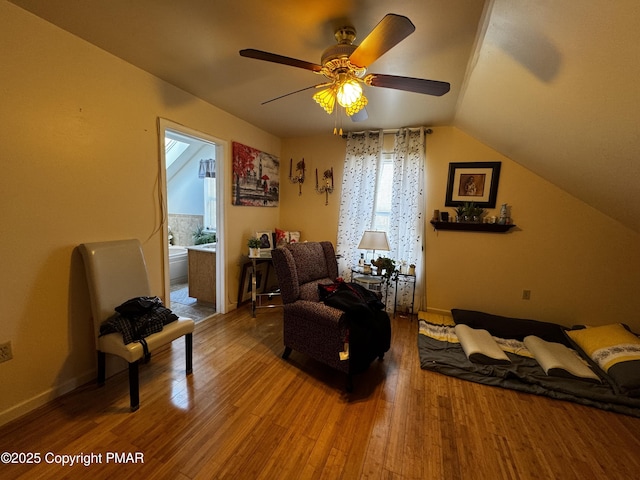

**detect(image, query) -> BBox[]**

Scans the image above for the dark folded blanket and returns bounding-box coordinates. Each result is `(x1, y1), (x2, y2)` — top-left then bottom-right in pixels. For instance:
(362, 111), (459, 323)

(322, 281), (391, 373)
(100, 296), (178, 344)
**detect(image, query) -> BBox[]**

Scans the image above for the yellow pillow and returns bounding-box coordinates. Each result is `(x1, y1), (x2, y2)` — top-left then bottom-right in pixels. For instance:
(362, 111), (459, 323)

(566, 323), (640, 372)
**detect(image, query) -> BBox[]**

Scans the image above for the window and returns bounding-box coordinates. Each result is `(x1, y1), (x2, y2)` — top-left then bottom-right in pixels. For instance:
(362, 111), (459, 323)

(372, 153), (393, 233)
(164, 137), (189, 169)
(204, 175), (216, 231)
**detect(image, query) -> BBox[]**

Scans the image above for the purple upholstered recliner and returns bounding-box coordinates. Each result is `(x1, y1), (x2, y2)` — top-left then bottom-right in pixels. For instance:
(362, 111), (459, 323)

(271, 241), (387, 390)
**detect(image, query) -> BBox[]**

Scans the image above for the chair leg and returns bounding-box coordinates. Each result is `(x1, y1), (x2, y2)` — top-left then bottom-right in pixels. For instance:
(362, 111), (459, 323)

(282, 346), (292, 359)
(97, 351), (106, 386)
(185, 333), (193, 374)
(129, 361), (140, 412)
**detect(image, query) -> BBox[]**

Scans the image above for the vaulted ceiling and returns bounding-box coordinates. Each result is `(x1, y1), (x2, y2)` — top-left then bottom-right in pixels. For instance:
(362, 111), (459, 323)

(9, 0), (640, 231)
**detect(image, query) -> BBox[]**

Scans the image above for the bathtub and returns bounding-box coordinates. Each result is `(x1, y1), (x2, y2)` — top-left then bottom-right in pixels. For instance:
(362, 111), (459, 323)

(168, 245), (188, 284)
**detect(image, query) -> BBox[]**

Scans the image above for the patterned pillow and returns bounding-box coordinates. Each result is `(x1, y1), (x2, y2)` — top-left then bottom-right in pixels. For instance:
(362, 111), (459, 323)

(566, 323), (640, 396)
(275, 228), (301, 247)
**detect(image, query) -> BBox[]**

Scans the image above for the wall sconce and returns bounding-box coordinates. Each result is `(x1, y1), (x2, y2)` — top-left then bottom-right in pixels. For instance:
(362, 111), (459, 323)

(315, 167), (334, 205)
(288, 158), (305, 195)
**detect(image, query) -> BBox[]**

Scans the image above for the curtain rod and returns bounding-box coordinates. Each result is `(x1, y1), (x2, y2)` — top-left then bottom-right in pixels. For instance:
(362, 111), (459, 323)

(341, 127), (433, 138)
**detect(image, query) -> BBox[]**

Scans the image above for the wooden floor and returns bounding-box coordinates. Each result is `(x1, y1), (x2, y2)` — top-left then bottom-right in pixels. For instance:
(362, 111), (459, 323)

(2, 307), (640, 479)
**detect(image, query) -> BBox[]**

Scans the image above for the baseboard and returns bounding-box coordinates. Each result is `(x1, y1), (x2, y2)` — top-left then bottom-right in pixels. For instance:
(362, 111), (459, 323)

(422, 307), (452, 316)
(0, 370), (96, 427)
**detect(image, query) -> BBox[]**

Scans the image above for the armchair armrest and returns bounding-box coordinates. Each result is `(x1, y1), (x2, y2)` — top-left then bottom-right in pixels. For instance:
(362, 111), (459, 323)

(285, 300), (345, 328)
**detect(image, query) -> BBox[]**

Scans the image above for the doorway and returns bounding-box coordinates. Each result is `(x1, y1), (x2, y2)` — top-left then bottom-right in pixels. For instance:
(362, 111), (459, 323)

(158, 119), (227, 317)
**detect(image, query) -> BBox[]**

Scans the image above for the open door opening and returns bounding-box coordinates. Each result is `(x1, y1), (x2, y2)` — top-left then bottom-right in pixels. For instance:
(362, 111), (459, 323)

(158, 119), (227, 319)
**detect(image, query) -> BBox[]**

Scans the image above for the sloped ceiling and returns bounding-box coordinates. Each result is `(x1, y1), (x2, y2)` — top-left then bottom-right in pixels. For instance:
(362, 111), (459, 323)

(8, 0), (640, 232)
(456, 1), (640, 232)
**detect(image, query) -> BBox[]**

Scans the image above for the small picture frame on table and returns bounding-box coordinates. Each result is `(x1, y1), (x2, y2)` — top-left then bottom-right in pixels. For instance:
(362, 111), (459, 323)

(255, 231), (274, 250)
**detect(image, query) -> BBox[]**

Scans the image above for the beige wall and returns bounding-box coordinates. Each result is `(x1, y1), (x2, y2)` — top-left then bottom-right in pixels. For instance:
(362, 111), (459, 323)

(279, 135), (346, 243)
(0, 2), (279, 424)
(3, 1), (640, 427)
(425, 127), (640, 327)
(282, 128), (640, 331)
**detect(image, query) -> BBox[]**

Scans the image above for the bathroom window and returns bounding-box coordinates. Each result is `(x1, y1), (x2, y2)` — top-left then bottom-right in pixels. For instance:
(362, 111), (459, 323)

(204, 176), (216, 231)
(165, 138), (189, 168)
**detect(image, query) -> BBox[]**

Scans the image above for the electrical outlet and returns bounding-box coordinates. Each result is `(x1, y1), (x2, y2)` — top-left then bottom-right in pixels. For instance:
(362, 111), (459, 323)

(0, 341), (13, 363)
(522, 290), (531, 300)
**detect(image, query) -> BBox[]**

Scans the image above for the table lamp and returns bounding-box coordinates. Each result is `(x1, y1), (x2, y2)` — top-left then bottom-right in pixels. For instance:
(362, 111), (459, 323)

(358, 230), (390, 263)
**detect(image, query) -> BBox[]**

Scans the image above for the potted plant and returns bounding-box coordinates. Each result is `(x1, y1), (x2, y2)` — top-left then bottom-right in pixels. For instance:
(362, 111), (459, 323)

(193, 225), (216, 245)
(470, 203), (485, 223)
(462, 202), (485, 223)
(247, 237), (261, 257)
(371, 256), (398, 285)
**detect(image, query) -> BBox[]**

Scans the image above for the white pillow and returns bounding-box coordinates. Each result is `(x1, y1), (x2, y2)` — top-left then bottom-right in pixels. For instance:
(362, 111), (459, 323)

(454, 324), (511, 365)
(524, 335), (600, 383)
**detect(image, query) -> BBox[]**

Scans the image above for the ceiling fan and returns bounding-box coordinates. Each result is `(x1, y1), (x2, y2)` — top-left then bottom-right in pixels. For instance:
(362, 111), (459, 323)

(239, 14), (450, 130)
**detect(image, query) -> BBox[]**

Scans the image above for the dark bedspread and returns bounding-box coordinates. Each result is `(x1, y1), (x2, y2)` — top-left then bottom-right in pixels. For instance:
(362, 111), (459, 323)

(418, 322), (640, 418)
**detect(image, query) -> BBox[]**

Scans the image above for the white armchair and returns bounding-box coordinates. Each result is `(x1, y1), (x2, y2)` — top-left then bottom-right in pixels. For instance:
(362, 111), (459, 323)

(79, 239), (194, 411)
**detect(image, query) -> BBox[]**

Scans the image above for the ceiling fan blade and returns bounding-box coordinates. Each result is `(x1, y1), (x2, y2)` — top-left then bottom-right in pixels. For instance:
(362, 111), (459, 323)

(367, 73), (450, 96)
(239, 49), (322, 72)
(261, 84), (328, 105)
(351, 108), (368, 122)
(349, 14), (416, 68)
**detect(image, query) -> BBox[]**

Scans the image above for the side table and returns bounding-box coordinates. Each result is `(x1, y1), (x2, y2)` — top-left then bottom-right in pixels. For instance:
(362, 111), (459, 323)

(394, 272), (416, 319)
(350, 267), (387, 306)
(248, 251), (281, 317)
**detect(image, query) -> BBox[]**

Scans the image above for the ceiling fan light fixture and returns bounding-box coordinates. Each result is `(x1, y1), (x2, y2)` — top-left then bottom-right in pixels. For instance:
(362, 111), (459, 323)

(345, 94), (368, 116)
(241, 13), (450, 128)
(313, 86), (337, 114)
(336, 77), (363, 108)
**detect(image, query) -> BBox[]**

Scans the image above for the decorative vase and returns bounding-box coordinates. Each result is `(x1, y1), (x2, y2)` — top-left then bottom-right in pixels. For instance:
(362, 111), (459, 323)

(249, 247), (260, 257)
(498, 203), (509, 225)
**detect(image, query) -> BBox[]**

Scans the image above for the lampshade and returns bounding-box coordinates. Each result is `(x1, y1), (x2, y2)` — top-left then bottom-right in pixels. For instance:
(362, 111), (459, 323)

(336, 77), (363, 107)
(313, 75), (368, 117)
(313, 85), (337, 114)
(358, 230), (390, 252)
(344, 94), (368, 116)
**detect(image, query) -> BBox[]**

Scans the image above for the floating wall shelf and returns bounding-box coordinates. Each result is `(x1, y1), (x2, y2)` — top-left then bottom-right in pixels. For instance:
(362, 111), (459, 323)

(430, 221), (516, 233)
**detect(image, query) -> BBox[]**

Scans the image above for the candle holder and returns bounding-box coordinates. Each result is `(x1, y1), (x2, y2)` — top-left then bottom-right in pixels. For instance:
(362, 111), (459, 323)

(315, 167), (334, 205)
(288, 158), (305, 196)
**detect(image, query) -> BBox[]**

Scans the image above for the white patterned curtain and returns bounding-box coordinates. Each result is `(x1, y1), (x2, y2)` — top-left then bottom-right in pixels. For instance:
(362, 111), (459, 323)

(336, 131), (383, 277)
(336, 127), (426, 312)
(389, 128), (426, 311)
